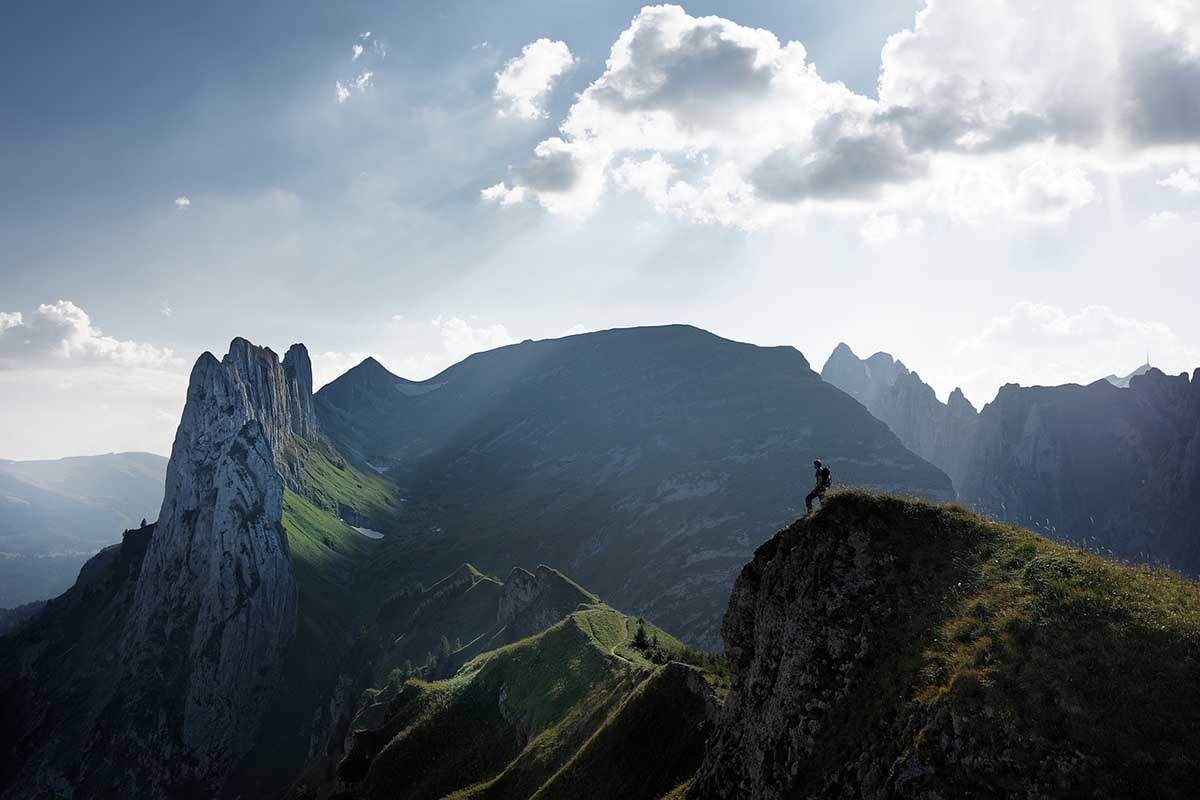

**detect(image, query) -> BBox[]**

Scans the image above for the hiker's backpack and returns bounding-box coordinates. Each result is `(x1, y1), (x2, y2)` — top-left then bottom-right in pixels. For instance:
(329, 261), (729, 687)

(819, 466), (831, 488)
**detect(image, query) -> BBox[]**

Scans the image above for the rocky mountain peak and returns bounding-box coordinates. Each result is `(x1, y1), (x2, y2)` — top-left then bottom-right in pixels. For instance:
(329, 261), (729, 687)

(113, 337), (304, 795)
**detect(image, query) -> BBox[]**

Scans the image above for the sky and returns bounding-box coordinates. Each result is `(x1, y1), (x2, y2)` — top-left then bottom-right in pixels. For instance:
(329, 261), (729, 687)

(2, 0), (1199, 460)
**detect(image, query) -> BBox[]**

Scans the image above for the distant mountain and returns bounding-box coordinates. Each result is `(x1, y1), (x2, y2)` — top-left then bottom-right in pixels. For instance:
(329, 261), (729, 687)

(959, 368), (1200, 572)
(1104, 362), (1153, 388)
(821, 343), (977, 489)
(316, 325), (954, 647)
(690, 492), (1200, 799)
(822, 344), (1200, 576)
(0, 452), (166, 606)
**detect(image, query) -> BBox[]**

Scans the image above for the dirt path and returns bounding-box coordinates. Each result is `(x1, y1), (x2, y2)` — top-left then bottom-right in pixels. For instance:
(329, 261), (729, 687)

(609, 616), (632, 664)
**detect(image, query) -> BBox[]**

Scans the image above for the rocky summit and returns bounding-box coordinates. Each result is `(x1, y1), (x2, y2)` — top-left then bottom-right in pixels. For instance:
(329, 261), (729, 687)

(821, 342), (978, 490)
(689, 491), (1200, 799)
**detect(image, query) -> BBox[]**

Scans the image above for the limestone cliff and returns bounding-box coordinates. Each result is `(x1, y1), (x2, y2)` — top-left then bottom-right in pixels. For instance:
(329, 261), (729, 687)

(0, 339), (315, 798)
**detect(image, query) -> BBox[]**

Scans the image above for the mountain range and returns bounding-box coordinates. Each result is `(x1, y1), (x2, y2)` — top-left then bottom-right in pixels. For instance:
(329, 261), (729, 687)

(822, 343), (1200, 576)
(0, 452), (166, 607)
(2, 326), (1199, 798)
(315, 325), (953, 647)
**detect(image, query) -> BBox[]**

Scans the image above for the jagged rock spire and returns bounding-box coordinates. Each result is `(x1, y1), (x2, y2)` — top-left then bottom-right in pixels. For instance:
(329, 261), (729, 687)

(117, 337), (311, 795)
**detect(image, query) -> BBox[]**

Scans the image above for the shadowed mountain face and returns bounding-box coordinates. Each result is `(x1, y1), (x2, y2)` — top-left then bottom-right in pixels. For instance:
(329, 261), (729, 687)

(823, 343), (1200, 577)
(0, 452), (166, 606)
(821, 342), (978, 489)
(959, 368), (1200, 573)
(316, 325), (954, 647)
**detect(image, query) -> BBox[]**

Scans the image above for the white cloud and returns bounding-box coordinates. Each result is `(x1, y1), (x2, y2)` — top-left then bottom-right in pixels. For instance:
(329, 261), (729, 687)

(352, 43), (364, 61)
(1159, 165), (1200, 192)
(494, 38), (576, 120)
(372, 39), (388, 58)
(335, 72), (373, 104)
(160, 302), (173, 318)
(360, 31), (371, 40)
(174, 195), (191, 209)
(431, 316), (517, 363)
(1147, 210), (1182, 227)
(0, 302), (187, 458)
(562, 323), (592, 336)
(480, 182), (528, 207)
(0, 301), (182, 371)
(490, 3), (1200, 228)
(953, 302), (1197, 404)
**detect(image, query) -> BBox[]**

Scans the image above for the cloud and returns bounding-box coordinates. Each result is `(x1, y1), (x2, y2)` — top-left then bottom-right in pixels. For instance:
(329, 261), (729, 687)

(952, 302), (1197, 403)
(159, 302), (173, 318)
(494, 38), (576, 120)
(335, 71), (373, 104)
(360, 31), (371, 40)
(859, 213), (923, 245)
(352, 43), (364, 61)
(0, 301), (182, 371)
(174, 195), (191, 209)
(431, 316), (517, 363)
(480, 182), (528, 207)
(1159, 164), (1200, 192)
(490, 3), (1200, 228)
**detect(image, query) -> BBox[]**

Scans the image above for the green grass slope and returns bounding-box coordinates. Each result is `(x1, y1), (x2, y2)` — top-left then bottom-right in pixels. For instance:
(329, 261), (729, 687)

(690, 490), (1200, 799)
(324, 599), (720, 800)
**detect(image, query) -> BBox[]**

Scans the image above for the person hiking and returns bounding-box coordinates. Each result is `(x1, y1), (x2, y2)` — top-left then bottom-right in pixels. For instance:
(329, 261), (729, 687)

(806, 459), (832, 514)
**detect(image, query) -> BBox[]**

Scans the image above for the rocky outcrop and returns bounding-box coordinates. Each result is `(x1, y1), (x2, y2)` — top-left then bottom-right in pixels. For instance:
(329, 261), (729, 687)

(113, 340), (308, 793)
(0, 338), (314, 799)
(821, 343), (978, 489)
(689, 492), (1200, 799)
(959, 368), (1200, 574)
(497, 565), (596, 642)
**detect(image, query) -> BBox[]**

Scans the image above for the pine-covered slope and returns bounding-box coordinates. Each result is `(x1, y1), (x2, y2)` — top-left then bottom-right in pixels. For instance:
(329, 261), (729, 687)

(689, 491), (1200, 799)
(316, 325), (953, 647)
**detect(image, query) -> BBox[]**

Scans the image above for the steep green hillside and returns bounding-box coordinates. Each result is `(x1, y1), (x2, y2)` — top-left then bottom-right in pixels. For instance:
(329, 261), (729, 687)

(691, 491), (1200, 799)
(230, 442), (409, 795)
(324, 600), (719, 800)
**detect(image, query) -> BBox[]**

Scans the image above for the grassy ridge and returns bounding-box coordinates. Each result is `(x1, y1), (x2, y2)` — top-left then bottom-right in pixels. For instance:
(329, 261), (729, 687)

(797, 490), (1200, 797)
(337, 601), (721, 800)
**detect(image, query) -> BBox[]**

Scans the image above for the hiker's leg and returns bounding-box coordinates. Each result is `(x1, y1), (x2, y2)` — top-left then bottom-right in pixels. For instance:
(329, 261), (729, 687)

(805, 489), (817, 512)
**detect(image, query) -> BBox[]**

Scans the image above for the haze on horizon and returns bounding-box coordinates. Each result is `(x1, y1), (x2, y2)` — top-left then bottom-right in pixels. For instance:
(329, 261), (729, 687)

(2, 0), (1198, 460)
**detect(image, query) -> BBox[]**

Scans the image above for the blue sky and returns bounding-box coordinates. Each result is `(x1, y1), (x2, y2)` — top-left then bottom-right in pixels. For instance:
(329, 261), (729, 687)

(2, 1), (1199, 459)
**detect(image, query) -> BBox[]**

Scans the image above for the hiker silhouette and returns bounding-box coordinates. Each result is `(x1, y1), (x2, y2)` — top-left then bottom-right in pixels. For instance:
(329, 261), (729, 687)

(806, 459), (832, 514)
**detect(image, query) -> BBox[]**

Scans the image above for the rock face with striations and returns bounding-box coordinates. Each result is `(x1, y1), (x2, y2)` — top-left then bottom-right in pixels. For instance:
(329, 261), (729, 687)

(821, 342), (978, 490)
(117, 339), (310, 793)
(0, 339), (314, 799)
